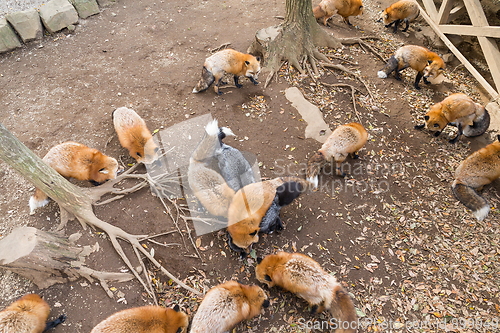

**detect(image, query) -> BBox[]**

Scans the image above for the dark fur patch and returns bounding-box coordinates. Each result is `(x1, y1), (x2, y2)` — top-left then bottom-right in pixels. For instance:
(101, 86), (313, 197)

(463, 109), (490, 138)
(276, 181), (303, 206)
(45, 314), (67, 331)
(265, 275), (272, 282)
(452, 183), (488, 212)
(194, 66), (215, 93)
(173, 304), (180, 312)
(380, 55), (399, 77)
(256, 257), (263, 264)
(262, 299), (270, 308)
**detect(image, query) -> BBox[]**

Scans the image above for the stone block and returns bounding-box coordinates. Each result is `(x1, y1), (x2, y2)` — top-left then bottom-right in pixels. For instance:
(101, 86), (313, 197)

(39, 0), (79, 33)
(69, 0), (100, 19)
(6, 8), (44, 43)
(0, 18), (22, 53)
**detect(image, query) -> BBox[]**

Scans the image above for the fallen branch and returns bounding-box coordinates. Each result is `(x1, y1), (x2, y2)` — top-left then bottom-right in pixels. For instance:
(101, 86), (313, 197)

(0, 123), (204, 299)
(320, 62), (376, 103)
(339, 37), (386, 63)
(0, 227), (134, 298)
(321, 82), (362, 123)
(209, 42), (231, 54)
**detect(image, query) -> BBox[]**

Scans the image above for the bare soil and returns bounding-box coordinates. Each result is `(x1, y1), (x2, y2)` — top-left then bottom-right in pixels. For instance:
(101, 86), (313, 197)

(1, 0), (499, 332)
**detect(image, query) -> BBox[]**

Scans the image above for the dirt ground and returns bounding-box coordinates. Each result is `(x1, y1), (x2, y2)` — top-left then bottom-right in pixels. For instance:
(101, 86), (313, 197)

(1, 0), (499, 332)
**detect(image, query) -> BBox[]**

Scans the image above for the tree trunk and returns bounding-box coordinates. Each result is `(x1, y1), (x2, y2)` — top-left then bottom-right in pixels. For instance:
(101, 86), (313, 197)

(0, 122), (202, 297)
(0, 122), (93, 219)
(0, 227), (133, 297)
(248, 0), (341, 87)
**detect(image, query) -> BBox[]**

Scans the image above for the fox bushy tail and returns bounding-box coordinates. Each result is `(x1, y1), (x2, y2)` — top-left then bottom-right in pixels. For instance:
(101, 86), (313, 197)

(452, 182), (489, 221)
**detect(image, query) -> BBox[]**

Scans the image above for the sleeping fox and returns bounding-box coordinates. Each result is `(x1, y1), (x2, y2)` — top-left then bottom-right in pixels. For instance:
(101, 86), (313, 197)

(29, 141), (120, 214)
(192, 49), (261, 95)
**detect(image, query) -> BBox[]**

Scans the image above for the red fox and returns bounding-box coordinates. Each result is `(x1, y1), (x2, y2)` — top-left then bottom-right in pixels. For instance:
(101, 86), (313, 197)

(0, 294), (66, 333)
(189, 280), (269, 333)
(188, 119), (235, 218)
(90, 305), (189, 333)
(313, 0), (364, 26)
(256, 252), (357, 332)
(451, 135), (500, 221)
(192, 49), (261, 95)
(113, 107), (159, 165)
(414, 93), (490, 143)
(29, 141), (120, 214)
(380, 0), (419, 33)
(227, 177), (306, 257)
(377, 45), (445, 90)
(306, 122), (367, 189)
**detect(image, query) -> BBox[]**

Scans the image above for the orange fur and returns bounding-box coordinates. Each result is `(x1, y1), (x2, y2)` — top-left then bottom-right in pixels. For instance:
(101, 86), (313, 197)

(452, 136), (500, 221)
(113, 107), (158, 164)
(90, 305), (189, 333)
(190, 280), (269, 333)
(306, 122), (367, 188)
(227, 176), (306, 252)
(423, 93), (486, 132)
(378, 45), (445, 89)
(29, 141), (120, 213)
(396, 45), (444, 75)
(313, 0), (364, 26)
(193, 49), (261, 95)
(256, 252), (357, 333)
(188, 119), (235, 218)
(382, 0), (419, 31)
(0, 294), (50, 333)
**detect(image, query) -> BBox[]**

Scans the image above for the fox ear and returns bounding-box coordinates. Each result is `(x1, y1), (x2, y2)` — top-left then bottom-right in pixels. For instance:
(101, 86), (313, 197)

(173, 304), (180, 312)
(245, 60), (250, 66)
(257, 257), (263, 264)
(99, 168), (109, 174)
(256, 56), (261, 62)
(427, 60), (432, 65)
(384, 14), (388, 19)
(424, 115), (429, 121)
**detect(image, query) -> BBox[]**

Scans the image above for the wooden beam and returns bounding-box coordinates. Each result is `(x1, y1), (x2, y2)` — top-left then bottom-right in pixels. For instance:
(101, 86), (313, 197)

(439, 25), (500, 38)
(462, 0), (500, 96)
(415, 3), (499, 100)
(421, 0), (438, 21)
(448, 4), (466, 22)
(437, 0), (456, 24)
